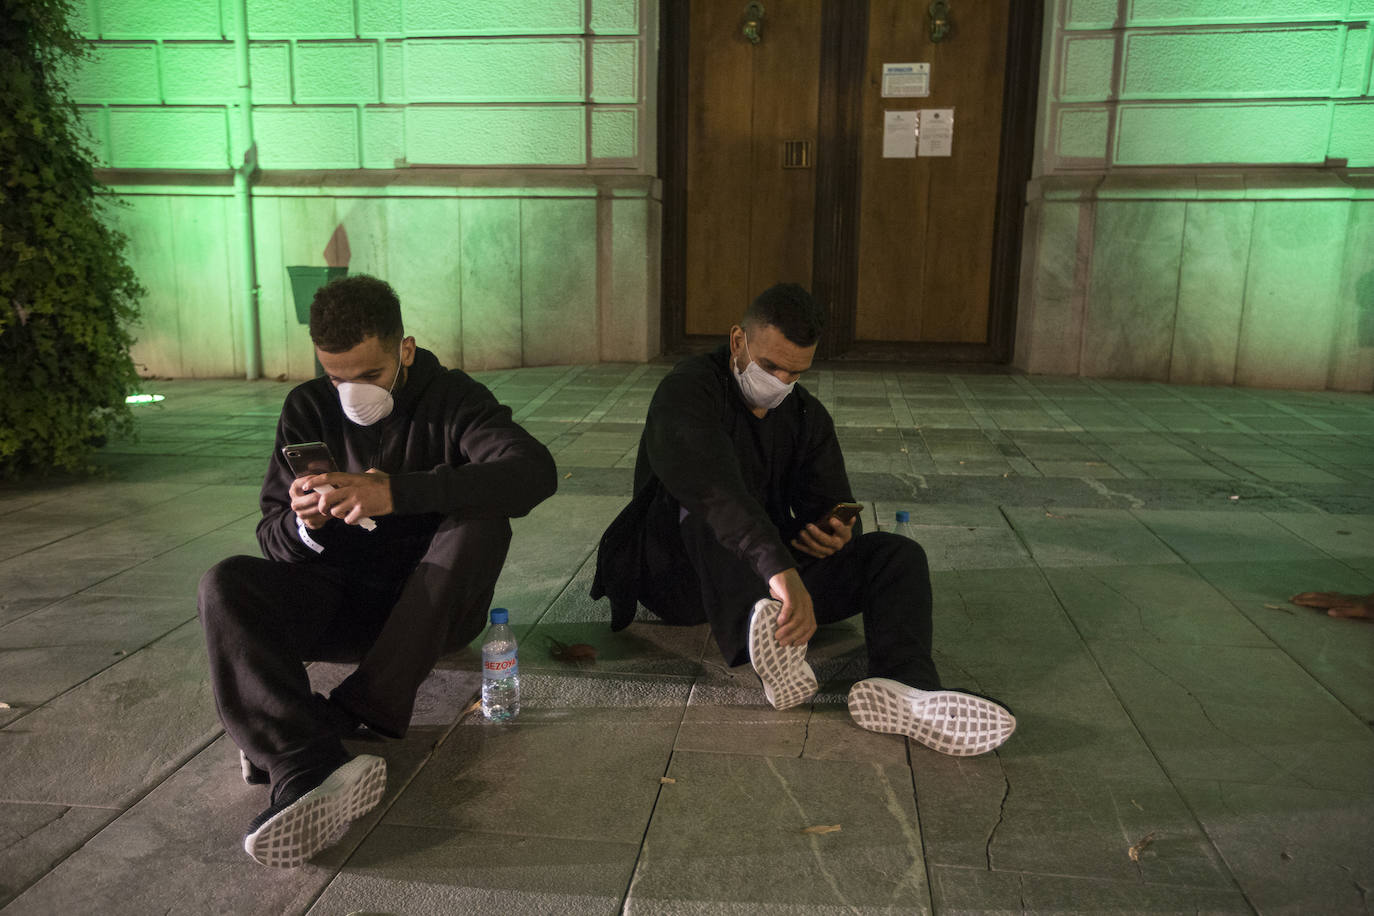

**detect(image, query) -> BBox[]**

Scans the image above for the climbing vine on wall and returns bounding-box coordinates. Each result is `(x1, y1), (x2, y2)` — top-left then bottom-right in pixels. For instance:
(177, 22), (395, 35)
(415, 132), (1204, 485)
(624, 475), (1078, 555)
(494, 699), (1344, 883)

(0, 0), (144, 477)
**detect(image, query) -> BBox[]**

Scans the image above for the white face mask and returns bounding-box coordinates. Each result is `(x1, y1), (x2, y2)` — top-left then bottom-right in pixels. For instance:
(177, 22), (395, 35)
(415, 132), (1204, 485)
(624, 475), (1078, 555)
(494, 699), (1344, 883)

(337, 344), (404, 426)
(734, 336), (795, 411)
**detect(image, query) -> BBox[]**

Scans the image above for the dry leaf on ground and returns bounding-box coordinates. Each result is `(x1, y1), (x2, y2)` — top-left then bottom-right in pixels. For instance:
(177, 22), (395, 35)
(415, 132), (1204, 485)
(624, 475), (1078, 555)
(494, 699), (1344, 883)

(1128, 831), (1156, 861)
(660, 777), (676, 784)
(547, 638), (598, 663)
(802, 824), (842, 835)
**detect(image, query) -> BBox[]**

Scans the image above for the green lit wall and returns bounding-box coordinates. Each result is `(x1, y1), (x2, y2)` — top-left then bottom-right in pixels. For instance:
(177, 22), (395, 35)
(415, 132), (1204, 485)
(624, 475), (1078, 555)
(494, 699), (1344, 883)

(68, 0), (657, 379)
(1017, 0), (1374, 390)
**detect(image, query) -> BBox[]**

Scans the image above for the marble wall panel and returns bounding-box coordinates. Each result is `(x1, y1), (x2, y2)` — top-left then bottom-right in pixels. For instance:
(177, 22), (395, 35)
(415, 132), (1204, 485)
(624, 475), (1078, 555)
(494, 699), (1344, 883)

(1015, 199), (1092, 375)
(459, 197), (523, 370)
(120, 196), (183, 378)
(381, 197), (463, 369)
(275, 195), (344, 378)
(600, 196), (657, 362)
(521, 198), (599, 366)
(1235, 200), (1347, 389)
(1080, 199), (1186, 380)
(1327, 199), (1374, 391)
(1170, 200), (1254, 386)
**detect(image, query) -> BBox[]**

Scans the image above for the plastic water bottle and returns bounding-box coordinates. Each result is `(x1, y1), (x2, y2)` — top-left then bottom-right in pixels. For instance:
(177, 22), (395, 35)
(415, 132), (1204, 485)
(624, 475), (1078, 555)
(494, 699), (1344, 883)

(481, 608), (520, 721)
(892, 510), (916, 540)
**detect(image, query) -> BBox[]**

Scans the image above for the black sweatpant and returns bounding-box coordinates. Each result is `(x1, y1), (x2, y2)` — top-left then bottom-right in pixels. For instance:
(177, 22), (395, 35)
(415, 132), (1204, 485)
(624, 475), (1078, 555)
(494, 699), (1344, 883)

(678, 515), (941, 689)
(197, 516), (511, 789)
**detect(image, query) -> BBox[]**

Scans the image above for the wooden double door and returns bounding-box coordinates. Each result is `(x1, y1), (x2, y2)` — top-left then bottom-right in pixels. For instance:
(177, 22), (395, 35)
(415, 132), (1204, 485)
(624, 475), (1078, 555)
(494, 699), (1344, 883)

(664, 0), (1041, 360)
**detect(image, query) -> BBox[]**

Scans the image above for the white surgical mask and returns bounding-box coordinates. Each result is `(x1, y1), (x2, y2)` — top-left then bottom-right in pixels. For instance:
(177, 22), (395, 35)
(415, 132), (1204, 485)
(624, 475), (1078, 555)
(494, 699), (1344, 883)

(734, 336), (795, 411)
(337, 345), (404, 426)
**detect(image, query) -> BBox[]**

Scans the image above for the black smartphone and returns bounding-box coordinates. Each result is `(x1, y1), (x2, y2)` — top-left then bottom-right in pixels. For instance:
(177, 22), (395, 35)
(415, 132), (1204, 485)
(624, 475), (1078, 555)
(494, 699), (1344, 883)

(281, 441), (338, 478)
(823, 502), (864, 526)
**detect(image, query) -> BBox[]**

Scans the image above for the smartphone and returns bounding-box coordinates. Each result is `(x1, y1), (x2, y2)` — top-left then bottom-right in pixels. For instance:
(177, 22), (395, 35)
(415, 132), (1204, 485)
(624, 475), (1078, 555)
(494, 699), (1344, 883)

(823, 502), (864, 526)
(281, 441), (338, 478)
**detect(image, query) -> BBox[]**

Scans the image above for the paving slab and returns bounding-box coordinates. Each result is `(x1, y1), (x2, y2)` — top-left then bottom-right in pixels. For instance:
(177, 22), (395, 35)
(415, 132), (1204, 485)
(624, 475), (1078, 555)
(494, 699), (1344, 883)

(1130, 509), (1331, 564)
(1086, 640), (1374, 793)
(928, 865), (1252, 914)
(0, 804), (118, 909)
(1189, 558), (1374, 722)
(0, 625), (219, 808)
(1175, 778), (1374, 915)
(308, 825), (640, 916)
(1043, 564), (1273, 646)
(625, 751), (931, 914)
(490, 494), (625, 622)
(383, 671), (687, 845)
(1002, 507), (1183, 568)
(1262, 510), (1374, 558)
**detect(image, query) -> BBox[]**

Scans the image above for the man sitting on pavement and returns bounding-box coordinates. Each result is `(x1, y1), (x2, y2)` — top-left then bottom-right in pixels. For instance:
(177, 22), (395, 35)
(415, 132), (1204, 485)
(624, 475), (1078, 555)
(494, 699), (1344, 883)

(591, 282), (1015, 756)
(198, 275), (557, 867)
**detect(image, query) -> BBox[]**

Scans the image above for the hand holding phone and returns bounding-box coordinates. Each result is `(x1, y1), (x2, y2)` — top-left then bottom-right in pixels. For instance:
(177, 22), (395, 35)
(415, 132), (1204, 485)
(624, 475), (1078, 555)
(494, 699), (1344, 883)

(823, 502), (863, 526)
(282, 442), (378, 531)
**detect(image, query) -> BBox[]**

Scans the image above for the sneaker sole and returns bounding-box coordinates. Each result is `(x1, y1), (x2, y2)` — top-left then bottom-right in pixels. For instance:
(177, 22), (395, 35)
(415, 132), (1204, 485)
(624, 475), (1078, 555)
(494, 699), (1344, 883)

(243, 755), (387, 868)
(747, 598), (816, 710)
(848, 678), (1015, 757)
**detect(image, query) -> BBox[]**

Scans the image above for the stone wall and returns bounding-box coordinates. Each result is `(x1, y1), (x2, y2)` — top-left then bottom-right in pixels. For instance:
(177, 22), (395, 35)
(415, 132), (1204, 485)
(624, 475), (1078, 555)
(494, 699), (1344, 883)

(1017, 0), (1374, 390)
(69, 0), (657, 378)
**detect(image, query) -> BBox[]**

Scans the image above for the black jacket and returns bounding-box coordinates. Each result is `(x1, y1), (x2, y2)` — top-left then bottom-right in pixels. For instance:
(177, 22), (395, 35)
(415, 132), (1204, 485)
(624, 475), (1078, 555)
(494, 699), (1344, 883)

(591, 345), (856, 629)
(257, 347), (557, 580)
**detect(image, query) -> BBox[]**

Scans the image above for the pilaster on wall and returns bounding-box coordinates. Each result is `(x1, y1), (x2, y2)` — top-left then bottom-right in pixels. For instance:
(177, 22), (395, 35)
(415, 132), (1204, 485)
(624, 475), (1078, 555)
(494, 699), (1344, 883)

(1016, 0), (1374, 391)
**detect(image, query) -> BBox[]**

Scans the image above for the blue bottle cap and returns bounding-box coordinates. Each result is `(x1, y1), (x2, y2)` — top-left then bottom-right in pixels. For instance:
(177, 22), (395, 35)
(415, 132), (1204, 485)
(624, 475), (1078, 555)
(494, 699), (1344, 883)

(895, 511), (910, 523)
(490, 608), (509, 624)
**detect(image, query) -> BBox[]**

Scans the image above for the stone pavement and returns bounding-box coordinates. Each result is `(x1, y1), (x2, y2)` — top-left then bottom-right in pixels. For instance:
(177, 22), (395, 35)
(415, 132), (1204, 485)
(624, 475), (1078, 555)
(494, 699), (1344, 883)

(2, 363), (1372, 915)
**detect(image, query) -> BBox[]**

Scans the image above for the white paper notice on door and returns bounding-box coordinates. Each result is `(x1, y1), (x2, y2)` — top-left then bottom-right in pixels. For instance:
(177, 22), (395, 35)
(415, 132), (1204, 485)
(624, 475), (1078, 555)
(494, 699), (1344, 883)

(882, 110), (918, 158)
(917, 108), (954, 157)
(882, 62), (930, 98)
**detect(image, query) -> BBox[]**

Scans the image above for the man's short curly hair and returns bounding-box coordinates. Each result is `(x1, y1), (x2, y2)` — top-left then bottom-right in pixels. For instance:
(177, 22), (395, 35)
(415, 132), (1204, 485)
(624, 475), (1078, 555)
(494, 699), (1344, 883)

(309, 275), (404, 353)
(743, 283), (826, 347)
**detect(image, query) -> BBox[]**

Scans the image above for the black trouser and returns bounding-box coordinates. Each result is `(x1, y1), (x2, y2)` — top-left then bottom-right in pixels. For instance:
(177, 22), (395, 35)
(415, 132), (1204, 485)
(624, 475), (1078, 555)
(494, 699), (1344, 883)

(678, 515), (941, 689)
(197, 516), (511, 790)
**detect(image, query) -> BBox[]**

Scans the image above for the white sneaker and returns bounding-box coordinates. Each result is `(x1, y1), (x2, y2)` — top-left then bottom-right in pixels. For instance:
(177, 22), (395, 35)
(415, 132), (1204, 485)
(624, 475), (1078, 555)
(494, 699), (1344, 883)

(747, 598), (817, 710)
(848, 678), (1015, 756)
(242, 755), (386, 868)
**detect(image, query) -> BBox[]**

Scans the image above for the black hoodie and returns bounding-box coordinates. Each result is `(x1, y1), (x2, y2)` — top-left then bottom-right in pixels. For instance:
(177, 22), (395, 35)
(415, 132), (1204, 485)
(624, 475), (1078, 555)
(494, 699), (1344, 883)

(257, 347), (557, 580)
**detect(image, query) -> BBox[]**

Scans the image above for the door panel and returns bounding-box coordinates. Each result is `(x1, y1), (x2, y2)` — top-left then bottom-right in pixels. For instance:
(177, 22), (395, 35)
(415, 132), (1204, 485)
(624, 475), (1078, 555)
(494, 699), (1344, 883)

(684, 0), (821, 336)
(855, 1), (1011, 344)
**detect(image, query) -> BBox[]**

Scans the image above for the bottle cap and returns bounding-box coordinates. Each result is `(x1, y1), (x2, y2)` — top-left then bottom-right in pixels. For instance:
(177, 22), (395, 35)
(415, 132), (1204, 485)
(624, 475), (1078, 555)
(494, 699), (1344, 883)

(895, 510), (910, 523)
(490, 607), (509, 624)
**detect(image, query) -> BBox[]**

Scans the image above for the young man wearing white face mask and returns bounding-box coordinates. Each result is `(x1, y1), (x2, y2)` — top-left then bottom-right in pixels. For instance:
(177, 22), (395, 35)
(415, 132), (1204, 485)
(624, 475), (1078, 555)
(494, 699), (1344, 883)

(592, 283), (1014, 756)
(198, 275), (557, 867)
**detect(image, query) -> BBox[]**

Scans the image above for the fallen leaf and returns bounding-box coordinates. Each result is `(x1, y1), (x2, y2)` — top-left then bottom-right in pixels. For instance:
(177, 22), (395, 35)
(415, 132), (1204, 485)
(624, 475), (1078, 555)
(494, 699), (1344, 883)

(660, 777), (676, 784)
(461, 698), (481, 718)
(564, 472), (573, 479)
(1280, 851), (1293, 861)
(802, 824), (842, 835)
(1128, 831), (1156, 862)
(0, 702), (10, 710)
(1130, 799), (1143, 811)
(1336, 530), (1351, 536)
(546, 637), (597, 663)
(1229, 495), (1240, 501)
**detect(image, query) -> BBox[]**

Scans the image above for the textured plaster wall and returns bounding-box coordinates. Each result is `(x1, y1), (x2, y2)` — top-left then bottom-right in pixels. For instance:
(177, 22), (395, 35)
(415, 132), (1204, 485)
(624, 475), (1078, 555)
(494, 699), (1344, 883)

(71, 0), (658, 377)
(1017, 0), (1374, 390)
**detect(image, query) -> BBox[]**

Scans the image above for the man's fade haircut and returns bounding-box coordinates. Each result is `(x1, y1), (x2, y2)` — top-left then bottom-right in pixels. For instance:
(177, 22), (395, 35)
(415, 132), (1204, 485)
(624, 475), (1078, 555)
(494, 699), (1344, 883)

(743, 283), (826, 347)
(309, 275), (404, 353)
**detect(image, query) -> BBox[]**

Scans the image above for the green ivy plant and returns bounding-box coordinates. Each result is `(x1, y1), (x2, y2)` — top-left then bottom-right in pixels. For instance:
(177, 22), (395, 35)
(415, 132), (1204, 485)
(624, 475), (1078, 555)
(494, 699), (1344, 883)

(0, 0), (144, 477)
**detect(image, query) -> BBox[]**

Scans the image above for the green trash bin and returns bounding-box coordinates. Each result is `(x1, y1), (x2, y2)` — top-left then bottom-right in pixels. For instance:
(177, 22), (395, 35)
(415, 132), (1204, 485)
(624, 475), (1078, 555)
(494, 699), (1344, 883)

(286, 266), (347, 377)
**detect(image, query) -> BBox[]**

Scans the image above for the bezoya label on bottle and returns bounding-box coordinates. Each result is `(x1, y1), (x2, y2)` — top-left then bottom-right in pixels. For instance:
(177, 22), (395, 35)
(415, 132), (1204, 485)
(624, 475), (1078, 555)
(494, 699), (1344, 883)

(483, 649), (518, 680)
